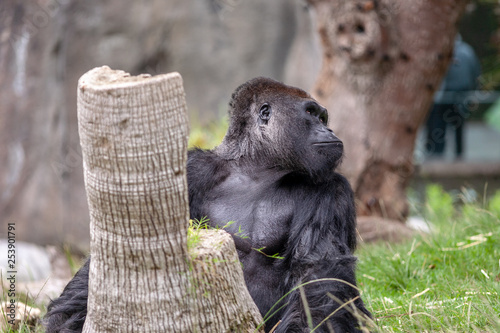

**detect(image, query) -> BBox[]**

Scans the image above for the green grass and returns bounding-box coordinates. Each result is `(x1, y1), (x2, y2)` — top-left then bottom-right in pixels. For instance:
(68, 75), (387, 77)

(357, 185), (500, 332)
(0, 291), (45, 333)
(3, 175), (499, 332)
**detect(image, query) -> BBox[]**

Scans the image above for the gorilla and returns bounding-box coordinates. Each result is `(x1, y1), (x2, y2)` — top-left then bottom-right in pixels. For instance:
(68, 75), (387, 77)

(45, 77), (371, 333)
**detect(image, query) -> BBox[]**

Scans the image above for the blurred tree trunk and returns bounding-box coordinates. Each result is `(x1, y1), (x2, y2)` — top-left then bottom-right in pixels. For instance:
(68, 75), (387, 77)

(308, 0), (468, 235)
(78, 66), (262, 332)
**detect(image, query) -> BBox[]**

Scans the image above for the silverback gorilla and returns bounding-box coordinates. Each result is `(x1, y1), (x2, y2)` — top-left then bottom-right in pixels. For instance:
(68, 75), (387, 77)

(45, 77), (371, 332)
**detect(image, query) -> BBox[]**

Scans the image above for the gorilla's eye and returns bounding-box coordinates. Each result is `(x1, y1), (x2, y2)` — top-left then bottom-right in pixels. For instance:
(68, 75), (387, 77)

(259, 104), (271, 122)
(319, 114), (328, 124)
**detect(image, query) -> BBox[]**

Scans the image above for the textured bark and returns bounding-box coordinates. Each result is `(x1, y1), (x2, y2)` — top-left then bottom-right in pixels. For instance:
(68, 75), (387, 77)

(309, 0), (468, 223)
(189, 230), (264, 332)
(78, 66), (262, 332)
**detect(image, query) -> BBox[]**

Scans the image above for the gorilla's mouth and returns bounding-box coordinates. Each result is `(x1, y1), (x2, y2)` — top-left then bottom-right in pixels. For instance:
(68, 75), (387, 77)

(312, 141), (343, 146)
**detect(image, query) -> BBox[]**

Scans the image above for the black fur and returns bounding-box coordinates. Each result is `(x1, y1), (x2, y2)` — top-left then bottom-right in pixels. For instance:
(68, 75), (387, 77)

(44, 77), (370, 333)
(44, 260), (89, 332)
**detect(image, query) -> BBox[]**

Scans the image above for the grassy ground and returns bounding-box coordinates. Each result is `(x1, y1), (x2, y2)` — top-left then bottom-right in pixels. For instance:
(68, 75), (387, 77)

(357, 185), (500, 332)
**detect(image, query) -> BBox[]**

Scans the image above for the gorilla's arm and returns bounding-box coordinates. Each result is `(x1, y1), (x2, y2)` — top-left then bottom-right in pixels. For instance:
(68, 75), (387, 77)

(187, 149), (229, 220)
(275, 174), (368, 333)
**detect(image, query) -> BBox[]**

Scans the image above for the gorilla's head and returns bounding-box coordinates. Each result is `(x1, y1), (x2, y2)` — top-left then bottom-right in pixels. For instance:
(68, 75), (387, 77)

(215, 77), (343, 180)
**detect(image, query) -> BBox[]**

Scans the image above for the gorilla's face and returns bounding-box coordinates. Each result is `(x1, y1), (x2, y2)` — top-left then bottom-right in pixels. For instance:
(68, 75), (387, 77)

(255, 91), (344, 179)
(220, 77), (343, 180)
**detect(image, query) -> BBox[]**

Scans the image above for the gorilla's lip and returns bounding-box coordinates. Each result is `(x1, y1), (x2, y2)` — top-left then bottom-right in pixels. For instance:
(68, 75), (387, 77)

(312, 141), (343, 146)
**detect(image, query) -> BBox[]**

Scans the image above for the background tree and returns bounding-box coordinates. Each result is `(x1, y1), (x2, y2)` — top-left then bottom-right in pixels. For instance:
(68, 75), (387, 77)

(308, 0), (469, 240)
(78, 66), (262, 332)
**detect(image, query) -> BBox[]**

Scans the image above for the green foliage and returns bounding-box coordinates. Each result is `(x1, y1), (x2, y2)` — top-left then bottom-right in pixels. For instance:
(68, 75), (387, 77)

(188, 116), (228, 149)
(485, 99), (500, 132)
(187, 218), (250, 257)
(424, 184), (454, 223)
(1, 325), (44, 333)
(252, 247), (284, 260)
(62, 244), (82, 276)
(0, 288), (45, 333)
(358, 185), (500, 332)
(187, 217), (211, 252)
(488, 190), (500, 217)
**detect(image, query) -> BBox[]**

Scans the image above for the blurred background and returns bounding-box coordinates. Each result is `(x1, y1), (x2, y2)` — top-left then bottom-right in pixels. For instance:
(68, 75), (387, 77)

(1, 1), (500, 330)
(0, 0), (499, 254)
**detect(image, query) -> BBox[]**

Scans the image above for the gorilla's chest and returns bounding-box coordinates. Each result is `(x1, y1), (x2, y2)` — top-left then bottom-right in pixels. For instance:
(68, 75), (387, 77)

(204, 171), (294, 253)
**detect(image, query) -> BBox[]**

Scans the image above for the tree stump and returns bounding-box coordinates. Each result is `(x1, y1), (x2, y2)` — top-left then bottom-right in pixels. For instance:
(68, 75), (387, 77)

(77, 66), (262, 332)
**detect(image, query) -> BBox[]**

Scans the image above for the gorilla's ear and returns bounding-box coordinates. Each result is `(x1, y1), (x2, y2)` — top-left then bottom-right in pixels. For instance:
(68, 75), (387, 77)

(258, 103), (271, 125)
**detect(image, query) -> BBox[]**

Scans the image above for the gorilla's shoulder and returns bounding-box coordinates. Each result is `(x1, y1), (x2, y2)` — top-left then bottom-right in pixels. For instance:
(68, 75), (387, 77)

(312, 171), (355, 202)
(187, 148), (223, 171)
(188, 148), (214, 162)
(187, 148), (230, 189)
(329, 172), (355, 197)
(330, 172), (352, 189)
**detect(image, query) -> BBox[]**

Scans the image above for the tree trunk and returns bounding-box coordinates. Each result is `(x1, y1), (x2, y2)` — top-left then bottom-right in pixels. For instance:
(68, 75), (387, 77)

(309, 0), (468, 226)
(78, 66), (262, 332)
